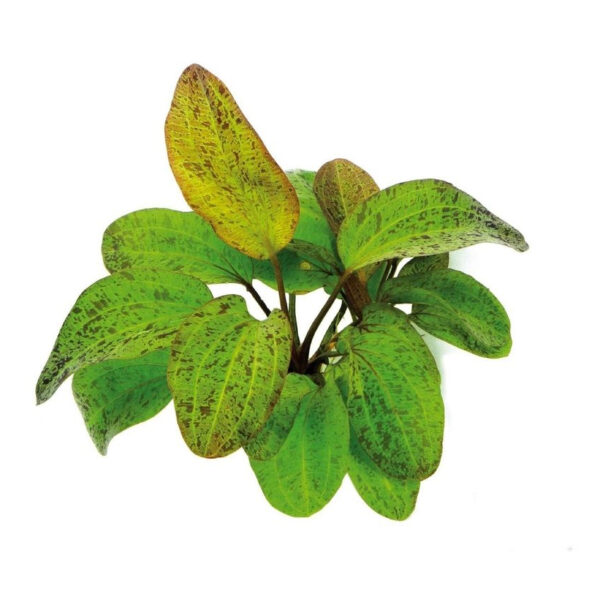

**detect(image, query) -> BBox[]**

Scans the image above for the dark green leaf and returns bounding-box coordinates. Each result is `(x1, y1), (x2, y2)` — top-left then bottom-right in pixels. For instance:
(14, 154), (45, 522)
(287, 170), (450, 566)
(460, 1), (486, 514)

(168, 295), (292, 458)
(333, 303), (443, 480)
(349, 429), (420, 521)
(102, 208), (254, 284)
(400, 253), (449, 277)
(249, 379), (349, 517)
(337, 179), (528, 272)
(36, 269), (212, 404)
(245, 374), (317, 460)
(381, 269), (512, 357)
(72, 350), (171, 455)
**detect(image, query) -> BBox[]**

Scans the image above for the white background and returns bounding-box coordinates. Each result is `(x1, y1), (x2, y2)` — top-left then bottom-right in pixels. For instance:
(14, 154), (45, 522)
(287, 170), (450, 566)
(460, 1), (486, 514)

(1, 1), (598, 598)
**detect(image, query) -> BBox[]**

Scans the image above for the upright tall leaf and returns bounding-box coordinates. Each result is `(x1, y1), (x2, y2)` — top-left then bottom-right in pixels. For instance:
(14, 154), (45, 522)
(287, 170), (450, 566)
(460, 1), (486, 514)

(334, 304), (443, 480)
(249, 379), (349, 517)
(313, 158), (379, 233)
(165, 64), (299, 259)
(168, 295), (292, 458)
(72, 350), (171, 455)
(245, 373), (317, 461)
(36, 269), (212, 404)
(381, 269), (512, 357)
(102, 208), (254, 284)
(348, 430), (420, 521)
(337, 179), (528, 272)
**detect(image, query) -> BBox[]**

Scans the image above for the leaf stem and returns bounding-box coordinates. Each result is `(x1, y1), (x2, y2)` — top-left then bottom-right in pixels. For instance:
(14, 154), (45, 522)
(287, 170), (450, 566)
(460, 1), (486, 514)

(244, 282), (271, 317)
(289, 293), (300, 348)
(270, 253), (289, 319)
(298, 271), (351, 368)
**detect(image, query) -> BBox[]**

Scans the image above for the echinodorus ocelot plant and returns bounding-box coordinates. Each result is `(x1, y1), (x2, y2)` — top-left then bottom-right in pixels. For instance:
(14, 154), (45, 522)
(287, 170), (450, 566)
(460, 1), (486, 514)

(37, 64), (528, 520)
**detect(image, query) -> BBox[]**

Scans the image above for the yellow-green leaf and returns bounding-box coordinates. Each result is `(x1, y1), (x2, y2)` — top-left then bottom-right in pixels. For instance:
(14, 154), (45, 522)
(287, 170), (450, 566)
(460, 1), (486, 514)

(72, 350), (171, 455)
(245, 373), (317, 460)
(165, 64), (299, 259)
(249, 379), (349, 517)
(168, 295), (292, 458)
(36, 269), (212, 404)
(313, 158), (379, 233)
(348, 429), (420, 521)
(337, 179), (529, 272)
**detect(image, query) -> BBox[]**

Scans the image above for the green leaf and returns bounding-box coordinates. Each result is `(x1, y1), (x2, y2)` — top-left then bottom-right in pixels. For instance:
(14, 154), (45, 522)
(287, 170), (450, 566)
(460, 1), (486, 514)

(366, 262), (389, 300)
(348, 430), (420, 521)
(333, 303), (443, 480)
(381, 269), (512, 357)
(400, 253), (449, 277)
(245, 373), (317, 460)
(249, 379), (349, 517)
(165, 64), (299, 259)
(72, 350), (171, 455)
(168, 295), (292, 458)
(286, 170), (338, 267)
(36, 269), (212, 404)
(102, 208), (254, 284)
(313, 158), (379, 233)
(337, 179), (529, 272)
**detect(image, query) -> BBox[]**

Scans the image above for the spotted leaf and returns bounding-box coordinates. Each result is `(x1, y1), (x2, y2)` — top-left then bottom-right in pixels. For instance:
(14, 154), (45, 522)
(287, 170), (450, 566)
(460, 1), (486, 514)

(381, 268), (512, 357)
(348, 429), (420, 521)
(72, 350), (171, 455)
(337, 179), (528, 272)
(168, 295), (292, 458)
(249, 379), (349, 517)
(36, 269), (212, 404)
(333, 303), (443, 480)
(165, 64), (299, 259)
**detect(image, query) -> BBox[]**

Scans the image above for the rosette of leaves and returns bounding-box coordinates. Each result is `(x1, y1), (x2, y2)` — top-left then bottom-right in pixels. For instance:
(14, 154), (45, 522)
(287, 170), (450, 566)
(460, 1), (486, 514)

(37, 64), (528, 520)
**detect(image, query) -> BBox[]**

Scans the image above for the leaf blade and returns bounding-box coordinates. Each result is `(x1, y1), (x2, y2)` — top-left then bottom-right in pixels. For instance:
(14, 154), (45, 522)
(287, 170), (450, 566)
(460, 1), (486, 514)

(249, 379), (349, 517)
(165, 64), (299, 259)
(381, 268), (512, 357)
(337, 179), (528, 271)
(72, 350), (171, 455)
(333, 304), (444, 480)
(168, 295), (292, 457)
(36, 269), (212, 404)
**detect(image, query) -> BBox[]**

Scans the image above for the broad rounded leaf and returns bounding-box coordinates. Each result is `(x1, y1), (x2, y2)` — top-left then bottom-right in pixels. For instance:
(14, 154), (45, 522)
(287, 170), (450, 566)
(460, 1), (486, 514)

(348, 430), (420, 521)
(72, 350), (171, 455)
(400, 253), (449, 277)
(168, 295), (292, 458)
(381, 269), (512, 357)
(313, 158), (379, 233)
(36, 269), (212, 404)
(245, 373), (317, 460)
(165, 64), (299, 259)
(334, 303), (443, 480)
(103, 208), (254, 284)
(249, 379), (349, 517)
(337, 179), (529, 271)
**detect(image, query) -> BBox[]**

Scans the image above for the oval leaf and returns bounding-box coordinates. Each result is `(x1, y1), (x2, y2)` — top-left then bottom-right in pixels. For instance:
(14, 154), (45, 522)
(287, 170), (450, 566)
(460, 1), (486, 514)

(72, 350), (171, 455)
(337, 179), (529, 271)
(249, 379), (349, 517)
(165, 64), (299, 259)
(168, 295), (292, 458)
(103, 208), (254, 284)
(245, 373), (317, 460)
(349, 429), (420, 521)
(36, 269), (212, 404)
(334, 303), (443, 480)
(399, 253), (449, 277)
(381, 268), (512, 357)
(313, 158), (379, 233)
